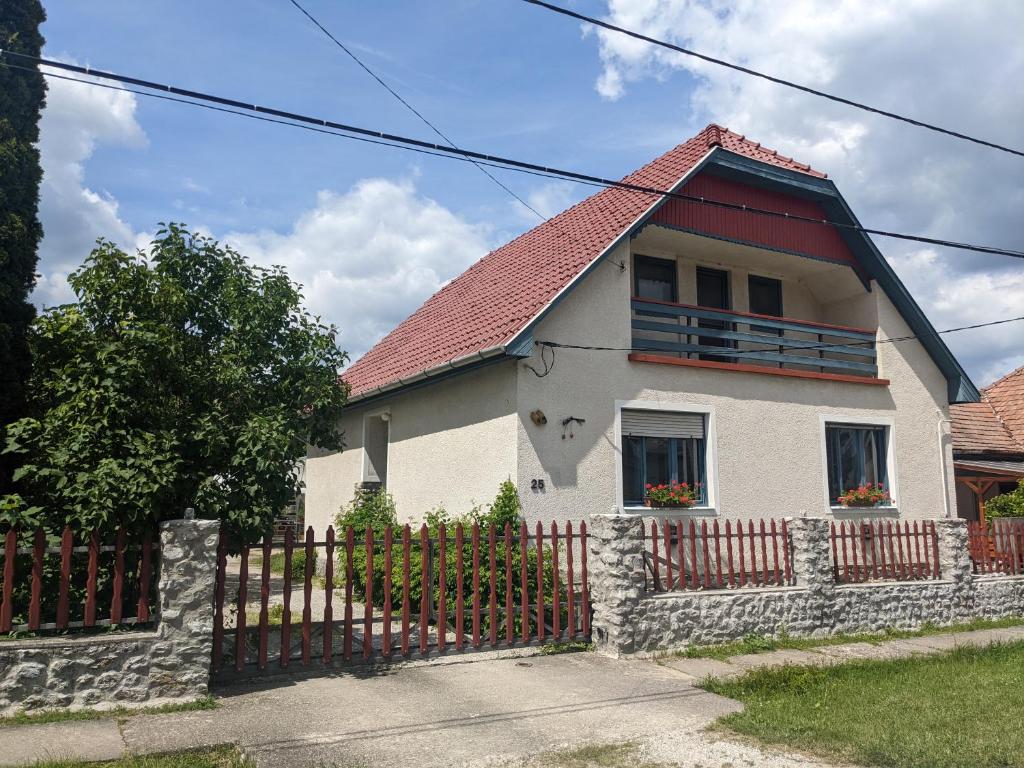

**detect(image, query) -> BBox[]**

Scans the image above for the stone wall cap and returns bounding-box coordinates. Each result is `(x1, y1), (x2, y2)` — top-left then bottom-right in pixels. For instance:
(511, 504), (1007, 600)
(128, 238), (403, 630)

(0, 630), (158, 652)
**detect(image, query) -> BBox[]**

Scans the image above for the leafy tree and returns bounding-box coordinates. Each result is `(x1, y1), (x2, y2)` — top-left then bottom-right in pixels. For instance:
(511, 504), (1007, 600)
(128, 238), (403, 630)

(0, 1), (47, 488)
(3, 224), (349, 539)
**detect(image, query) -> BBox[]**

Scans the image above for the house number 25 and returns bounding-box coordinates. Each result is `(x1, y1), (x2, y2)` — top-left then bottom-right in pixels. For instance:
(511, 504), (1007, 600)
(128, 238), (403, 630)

(531, 479), (546, 491)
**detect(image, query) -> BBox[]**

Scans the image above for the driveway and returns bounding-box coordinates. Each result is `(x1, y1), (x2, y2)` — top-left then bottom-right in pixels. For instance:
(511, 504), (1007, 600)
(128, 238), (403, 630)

(101, 653), (837, 767)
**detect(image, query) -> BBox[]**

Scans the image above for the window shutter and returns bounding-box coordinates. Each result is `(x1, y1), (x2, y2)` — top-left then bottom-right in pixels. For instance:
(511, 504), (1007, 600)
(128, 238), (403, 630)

(621, 410), (705, 439)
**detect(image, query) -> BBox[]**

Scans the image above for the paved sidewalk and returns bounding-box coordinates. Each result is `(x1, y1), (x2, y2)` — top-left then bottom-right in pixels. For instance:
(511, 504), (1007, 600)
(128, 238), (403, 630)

(657, 625), (1024, 681)
(1, 626), (1021, 768)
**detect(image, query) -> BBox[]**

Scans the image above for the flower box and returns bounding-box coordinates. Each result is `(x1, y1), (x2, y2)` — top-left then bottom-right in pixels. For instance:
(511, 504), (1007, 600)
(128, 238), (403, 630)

(837, 484), (891, 508)
(644, 481), (699, 509)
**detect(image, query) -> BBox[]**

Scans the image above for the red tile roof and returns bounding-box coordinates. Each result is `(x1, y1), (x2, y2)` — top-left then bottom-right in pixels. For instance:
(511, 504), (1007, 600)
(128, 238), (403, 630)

(951, 366), (1024, 455)
(342, 124), (826, 399)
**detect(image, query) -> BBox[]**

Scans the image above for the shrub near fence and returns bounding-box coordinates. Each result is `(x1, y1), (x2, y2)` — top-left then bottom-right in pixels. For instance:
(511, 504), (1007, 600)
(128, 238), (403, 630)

(0, 526), (157, 633)
(830, 519), (939, 583)
(642, 518), (793, 592)
(213, 519), (590, 674)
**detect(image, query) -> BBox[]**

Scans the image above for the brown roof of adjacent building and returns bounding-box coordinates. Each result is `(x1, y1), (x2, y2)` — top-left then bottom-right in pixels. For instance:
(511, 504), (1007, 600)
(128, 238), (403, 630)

(341, 124), (826, 399)
(951, 366), (1024, 456)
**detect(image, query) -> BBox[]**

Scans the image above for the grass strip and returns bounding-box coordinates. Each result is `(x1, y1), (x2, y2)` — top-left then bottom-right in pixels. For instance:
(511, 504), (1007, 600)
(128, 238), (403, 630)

(0, 696), (217, 728)
(703, 640), (1024, 768)
(29, 746), (248, 768)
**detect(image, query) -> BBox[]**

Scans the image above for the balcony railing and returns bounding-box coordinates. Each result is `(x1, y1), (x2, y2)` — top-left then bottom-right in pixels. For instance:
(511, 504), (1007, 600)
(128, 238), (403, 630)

(630, 297), (878, 379)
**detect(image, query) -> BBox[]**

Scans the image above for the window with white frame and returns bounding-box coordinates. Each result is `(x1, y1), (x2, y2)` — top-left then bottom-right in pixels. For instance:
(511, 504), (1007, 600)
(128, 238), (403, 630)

(824, 423), (889, 505)
(621, 410), (707, 506)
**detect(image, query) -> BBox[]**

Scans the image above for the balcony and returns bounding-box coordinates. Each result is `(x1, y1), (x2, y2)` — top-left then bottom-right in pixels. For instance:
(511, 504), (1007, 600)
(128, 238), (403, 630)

(630, 297), (883, 383)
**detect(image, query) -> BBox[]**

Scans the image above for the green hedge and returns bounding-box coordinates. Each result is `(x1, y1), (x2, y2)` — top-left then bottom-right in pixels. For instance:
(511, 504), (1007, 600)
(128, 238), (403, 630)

(336, 482), (571, 637)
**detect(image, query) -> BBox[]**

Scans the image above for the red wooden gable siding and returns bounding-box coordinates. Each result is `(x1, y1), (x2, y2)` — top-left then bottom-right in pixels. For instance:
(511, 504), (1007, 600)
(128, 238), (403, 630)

(651, 172), (864, 274)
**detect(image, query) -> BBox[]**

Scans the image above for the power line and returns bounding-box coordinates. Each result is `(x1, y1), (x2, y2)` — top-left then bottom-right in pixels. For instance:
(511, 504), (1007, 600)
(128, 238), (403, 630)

(5, 51), (1024, 261)
(538, 313), (1024, 360)
(519, 0), (1024, 159)
(287, 0), (547, 221)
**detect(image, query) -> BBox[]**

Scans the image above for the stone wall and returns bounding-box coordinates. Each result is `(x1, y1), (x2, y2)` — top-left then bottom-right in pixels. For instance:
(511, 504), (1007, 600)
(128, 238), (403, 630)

(0, 519), (219, 715)
(590, 514), (1024, 655)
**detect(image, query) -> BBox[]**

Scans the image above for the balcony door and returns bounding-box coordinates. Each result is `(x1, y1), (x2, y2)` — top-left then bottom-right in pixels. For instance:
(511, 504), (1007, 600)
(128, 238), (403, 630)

(696, 267), (733, 361)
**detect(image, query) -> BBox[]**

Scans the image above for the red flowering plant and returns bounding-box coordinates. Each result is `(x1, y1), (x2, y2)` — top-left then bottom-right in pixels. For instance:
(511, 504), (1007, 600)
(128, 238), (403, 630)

(644, 481), (699, 508)
(837, 483), (891, 508)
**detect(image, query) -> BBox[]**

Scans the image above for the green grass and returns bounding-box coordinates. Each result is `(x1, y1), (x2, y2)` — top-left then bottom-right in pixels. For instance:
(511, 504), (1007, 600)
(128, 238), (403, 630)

(678, 615), (1024, 660)
(703, 641), (1024, 768)
(538, 640), (594, 655)
(0, 697), (217, 728)
(28, 746), (248, 768)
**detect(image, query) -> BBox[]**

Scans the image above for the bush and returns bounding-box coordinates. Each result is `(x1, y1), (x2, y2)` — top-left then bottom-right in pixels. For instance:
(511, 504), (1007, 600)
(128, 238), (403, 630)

(986, 479), (1024, 524)
(335, 481), (569, 637)
(268, 548), (318, 581)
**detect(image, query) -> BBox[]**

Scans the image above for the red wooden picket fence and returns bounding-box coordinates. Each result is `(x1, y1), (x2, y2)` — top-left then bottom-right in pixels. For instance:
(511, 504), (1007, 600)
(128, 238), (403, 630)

(642, 517), (793, 592)
(830, 520), (939, 583)
(967, 521), (1024, 575)
(0, 527), (157, 633)
(212, 520), (590, 675)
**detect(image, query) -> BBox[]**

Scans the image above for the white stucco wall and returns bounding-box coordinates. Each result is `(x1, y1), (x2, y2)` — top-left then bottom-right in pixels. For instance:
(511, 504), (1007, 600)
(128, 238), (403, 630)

(303, 361), (519, 535)
(514, 239), (956, 525)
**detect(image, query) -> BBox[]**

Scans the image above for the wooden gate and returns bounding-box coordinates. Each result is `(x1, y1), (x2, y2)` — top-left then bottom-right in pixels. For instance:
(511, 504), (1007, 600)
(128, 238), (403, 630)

(212, 520), (590, 678)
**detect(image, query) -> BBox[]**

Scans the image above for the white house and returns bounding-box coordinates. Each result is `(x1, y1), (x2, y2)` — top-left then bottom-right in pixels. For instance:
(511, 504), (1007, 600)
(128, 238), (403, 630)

(304, 125), (978, 534)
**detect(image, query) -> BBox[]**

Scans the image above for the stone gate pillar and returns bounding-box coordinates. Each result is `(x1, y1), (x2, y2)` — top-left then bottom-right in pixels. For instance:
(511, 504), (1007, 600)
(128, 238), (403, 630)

(588, 512), (644, 657)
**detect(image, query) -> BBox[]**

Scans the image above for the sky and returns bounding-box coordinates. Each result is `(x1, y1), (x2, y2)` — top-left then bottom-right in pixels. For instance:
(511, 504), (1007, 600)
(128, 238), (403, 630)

(32, 0), (1024, 386)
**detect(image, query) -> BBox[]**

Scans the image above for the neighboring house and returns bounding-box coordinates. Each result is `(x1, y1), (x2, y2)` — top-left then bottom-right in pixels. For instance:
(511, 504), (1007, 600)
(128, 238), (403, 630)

(951, 366), (1024, 523)
(305, 124), (978, 534)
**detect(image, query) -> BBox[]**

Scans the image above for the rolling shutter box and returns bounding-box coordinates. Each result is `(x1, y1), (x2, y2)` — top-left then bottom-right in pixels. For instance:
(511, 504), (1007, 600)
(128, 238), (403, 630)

(621, 410), (705, 439)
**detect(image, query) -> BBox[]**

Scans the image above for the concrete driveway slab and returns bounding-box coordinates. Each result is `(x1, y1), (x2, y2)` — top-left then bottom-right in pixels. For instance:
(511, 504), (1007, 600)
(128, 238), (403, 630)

(0, 719), (124, 766)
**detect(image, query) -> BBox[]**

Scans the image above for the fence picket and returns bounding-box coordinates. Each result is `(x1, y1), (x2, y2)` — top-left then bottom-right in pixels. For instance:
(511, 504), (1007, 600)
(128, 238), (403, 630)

(302, 527), (314, 665)
(28, 528), (45, 630)
(566, 521), (575, 639)
(770, 519), (781, 585)
(110, 528), (125, 624)
(364, 526), (374, 660)
(736, 521), (746, 587)
(258, 534), (271, 669)
(84, 531), (99, 627)
(137, 529), (153, 623)
(455, 523), (464, 651)
(235, 544), (249, 672)
(551, 521), (561, 639)
(420, 524), (430, 655)
(488, 525), (497, 647)
(400, 525), (410, 656)
(438, 523), (447, 652)
(57, 527), (73, 629)
(651, 521), (661, 591)
(759, 520), (770, 585)
(781, 519), (792, 585)
(520, 522), (529, 643)
(382, 526), (392, 658)
(505, 523), (515, 645)
(662, 520), (672, 590)
(472, 523), (481, 648)
(676, 520), (685, 591)
(535, 521), (544, 643)
(850, 522), (860, 583)
(212, 531), (226, 673)
(713, 520), (724, 588)
(323, 527), (335, 664)
(701, 521), (712, 589)
(725, 521), (735, 588)
(580, 521), (590, 638)
(748, 520), (758, 586)
(690, 520), (700, 589)
(280, 527), (293, 668)
(346, 526), (356, 660)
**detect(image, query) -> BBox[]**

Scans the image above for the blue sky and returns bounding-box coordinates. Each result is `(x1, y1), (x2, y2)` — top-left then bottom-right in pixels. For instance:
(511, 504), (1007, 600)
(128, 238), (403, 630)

(34, 0), (1024, 385)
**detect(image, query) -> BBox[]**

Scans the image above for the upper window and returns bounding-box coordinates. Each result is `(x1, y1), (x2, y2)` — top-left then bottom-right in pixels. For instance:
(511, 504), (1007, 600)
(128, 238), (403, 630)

(634, 256), (677, 302)
(621, 410), (706, 506)
(825, 423), (888, 505)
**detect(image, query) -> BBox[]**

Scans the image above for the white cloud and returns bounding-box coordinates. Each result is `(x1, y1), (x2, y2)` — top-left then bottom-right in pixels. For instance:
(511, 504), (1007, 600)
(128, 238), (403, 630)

(225, 178), (492, 363)
(34, 70), (149, 307)
(587, 0), (1024, 385)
